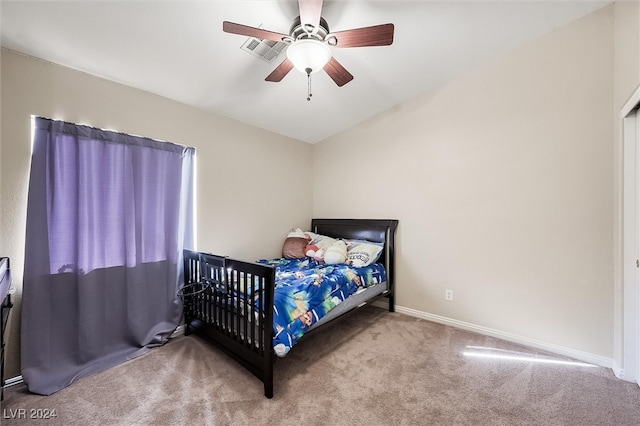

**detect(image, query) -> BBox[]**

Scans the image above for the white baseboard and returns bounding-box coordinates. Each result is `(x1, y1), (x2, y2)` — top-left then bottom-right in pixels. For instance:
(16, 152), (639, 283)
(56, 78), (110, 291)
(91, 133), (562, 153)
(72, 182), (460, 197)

(612, 360), (625, 380)
(374, 302), (614, 370)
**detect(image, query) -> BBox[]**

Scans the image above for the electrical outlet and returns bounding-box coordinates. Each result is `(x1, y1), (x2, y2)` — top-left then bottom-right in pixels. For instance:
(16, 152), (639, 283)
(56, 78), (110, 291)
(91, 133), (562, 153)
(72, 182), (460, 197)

(445, 289), (454, 301)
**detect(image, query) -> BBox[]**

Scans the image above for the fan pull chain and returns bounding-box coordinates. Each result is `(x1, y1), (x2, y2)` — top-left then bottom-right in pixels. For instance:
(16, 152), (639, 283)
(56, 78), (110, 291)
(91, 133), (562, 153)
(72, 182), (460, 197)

(306, 67), (312, 101)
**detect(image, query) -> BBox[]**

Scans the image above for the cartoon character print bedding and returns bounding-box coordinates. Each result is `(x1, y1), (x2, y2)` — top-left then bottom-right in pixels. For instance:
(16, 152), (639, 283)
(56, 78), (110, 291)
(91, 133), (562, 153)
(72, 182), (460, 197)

(257, 258), (387, 357)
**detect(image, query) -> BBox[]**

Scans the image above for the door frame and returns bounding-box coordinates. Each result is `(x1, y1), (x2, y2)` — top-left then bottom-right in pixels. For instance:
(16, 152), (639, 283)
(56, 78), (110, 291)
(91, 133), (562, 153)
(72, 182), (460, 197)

(621, 87), (640, 384)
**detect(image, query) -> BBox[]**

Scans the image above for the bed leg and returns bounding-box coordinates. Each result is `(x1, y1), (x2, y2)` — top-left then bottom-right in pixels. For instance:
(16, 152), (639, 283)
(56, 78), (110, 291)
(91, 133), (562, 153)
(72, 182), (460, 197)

(388, 294), (395, 313)
(264, 358), (274, 398)
(264, 382), (273, 399)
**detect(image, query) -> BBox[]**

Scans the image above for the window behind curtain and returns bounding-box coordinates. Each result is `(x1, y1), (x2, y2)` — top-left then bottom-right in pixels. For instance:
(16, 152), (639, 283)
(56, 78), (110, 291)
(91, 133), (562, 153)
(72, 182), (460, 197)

(22, 117), (195, 395)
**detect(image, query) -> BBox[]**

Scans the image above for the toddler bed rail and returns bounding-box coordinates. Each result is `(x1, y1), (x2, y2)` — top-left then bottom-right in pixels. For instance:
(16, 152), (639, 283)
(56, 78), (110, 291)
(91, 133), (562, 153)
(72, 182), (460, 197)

(181, 218), (398, 398)
(181, 251), (275, 396)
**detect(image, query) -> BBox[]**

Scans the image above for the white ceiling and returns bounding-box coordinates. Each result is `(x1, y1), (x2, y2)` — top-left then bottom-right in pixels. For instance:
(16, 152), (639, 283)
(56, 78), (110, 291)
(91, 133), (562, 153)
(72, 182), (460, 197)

(1, 0), (609, 143)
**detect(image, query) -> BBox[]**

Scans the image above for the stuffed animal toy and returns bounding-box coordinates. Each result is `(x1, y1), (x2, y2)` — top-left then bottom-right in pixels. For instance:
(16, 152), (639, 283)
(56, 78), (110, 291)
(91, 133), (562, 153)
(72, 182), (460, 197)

(323, 240), (348, 265)
(305, 244), (325, 262)
(304, 232), (338, 262)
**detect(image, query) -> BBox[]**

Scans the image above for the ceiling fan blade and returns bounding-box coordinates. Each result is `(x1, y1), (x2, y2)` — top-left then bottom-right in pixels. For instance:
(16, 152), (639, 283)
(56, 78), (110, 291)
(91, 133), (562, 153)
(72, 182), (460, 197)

(323, 57), (353, 87)
(265, 58), (294, 82)
(223, 21), (289, 43)
(298, 0), (323, 34)
(329, 23), (395, 48)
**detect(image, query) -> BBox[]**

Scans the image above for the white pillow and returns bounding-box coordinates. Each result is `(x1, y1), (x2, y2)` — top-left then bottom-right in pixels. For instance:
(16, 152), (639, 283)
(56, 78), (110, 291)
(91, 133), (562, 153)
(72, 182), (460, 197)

(307, 232), (337, 251)
(346, 239), (383, 267)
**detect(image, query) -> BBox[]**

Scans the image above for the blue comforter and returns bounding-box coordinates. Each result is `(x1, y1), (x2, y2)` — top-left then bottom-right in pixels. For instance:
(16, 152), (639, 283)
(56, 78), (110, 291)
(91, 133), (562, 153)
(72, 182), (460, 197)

(257, 258), (386, 357)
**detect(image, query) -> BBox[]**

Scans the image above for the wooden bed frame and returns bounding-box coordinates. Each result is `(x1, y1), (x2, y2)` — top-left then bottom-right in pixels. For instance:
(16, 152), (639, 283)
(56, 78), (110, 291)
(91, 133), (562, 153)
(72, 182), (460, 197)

(181, 218), (398, 398)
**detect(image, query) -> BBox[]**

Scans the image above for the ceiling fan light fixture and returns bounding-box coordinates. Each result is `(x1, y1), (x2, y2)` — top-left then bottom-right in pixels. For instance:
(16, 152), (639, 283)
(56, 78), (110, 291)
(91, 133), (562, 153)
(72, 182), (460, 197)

(286, 39), (332, 75)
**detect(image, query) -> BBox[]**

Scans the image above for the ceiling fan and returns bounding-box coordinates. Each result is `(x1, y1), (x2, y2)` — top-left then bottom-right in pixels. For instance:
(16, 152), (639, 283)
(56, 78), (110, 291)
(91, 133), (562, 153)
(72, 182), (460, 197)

(223, 0), (394, 100)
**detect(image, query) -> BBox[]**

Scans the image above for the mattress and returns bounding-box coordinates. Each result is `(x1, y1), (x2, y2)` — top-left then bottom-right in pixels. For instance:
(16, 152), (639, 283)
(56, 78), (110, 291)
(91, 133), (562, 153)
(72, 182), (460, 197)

(308, 280), (387, 330)
(257, 257), (387, 357)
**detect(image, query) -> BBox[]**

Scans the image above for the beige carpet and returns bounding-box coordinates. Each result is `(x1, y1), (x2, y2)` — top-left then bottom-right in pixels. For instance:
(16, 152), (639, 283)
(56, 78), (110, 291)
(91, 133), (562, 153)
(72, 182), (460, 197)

(3, 306), (640, 425)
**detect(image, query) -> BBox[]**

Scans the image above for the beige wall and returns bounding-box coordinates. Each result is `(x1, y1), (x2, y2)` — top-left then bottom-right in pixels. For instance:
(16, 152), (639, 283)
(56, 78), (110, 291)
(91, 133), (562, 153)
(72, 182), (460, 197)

(0, 49), (313, 377)
(314, 6), (615, 358)
(613, 0), (640, 372)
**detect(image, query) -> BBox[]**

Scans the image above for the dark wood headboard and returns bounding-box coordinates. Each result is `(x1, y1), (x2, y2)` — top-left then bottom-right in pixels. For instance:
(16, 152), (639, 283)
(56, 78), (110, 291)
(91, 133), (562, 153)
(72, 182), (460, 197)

(310, 218), (398, 245)
(310, 218), (399, 307)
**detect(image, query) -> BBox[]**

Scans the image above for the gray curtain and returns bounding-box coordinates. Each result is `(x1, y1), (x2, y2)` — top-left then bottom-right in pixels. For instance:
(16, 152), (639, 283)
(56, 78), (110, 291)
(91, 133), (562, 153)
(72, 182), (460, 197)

(22, 117), (195, 395)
